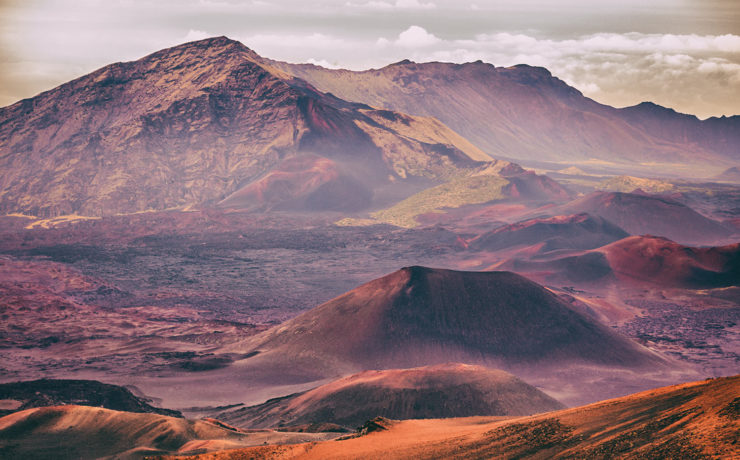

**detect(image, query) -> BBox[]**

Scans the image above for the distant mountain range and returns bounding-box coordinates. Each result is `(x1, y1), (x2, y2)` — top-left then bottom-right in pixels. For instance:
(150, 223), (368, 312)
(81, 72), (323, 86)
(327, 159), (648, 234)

(1, 36), (737, 218)
(267, 57), (739, 171)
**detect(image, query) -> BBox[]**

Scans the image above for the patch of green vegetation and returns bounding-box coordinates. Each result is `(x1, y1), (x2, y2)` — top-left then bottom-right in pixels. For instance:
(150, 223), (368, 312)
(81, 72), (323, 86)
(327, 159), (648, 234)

(597, 175), (674, 193)
(370, 174), (509, 228)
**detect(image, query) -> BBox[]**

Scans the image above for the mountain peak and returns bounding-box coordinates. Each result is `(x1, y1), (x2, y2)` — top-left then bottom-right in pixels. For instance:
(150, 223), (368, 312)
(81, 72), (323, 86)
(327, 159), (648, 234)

(143, 35), (256, 64)
(399, 265), (433, 276)
(178, 35), (246, 50)
(389, 59), (415, 67)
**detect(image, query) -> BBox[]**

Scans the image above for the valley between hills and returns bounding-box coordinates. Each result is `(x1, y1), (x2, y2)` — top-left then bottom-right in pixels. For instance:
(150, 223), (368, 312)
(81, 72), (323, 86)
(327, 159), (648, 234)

(0, 37), (738, 459)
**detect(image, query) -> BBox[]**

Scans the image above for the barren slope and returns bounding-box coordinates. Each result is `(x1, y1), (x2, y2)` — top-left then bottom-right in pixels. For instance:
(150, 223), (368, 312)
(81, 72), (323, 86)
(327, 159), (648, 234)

(267, 59), (737, 174)
(0, 37), (501, 217)
(469, 213), (628, 253)
(226, 267), (668, 389)
(557, 191), (732, 245)
(184, 375), (739, 459)
(0, 405), (337, 460)
(217, 364), (564, 429)
(500, 235), (740, 289)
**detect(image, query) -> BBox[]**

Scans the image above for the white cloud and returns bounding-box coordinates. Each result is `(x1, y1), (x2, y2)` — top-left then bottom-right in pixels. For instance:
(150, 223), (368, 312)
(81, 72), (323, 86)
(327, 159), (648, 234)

(347, 0), (436, 9)
(307, 58), (341, 69)
(394, 26), (440, 47)
(238, 32), (353, 53)
(395, 0), (435, 8)
(183, 29), (210, 42)
(1, 3), (738, 119)
(229, 28), (740, 117)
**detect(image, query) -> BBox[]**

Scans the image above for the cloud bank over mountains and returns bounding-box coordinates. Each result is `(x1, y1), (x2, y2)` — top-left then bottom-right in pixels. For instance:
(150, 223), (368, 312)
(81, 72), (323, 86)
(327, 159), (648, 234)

(1, 0), (738, 118)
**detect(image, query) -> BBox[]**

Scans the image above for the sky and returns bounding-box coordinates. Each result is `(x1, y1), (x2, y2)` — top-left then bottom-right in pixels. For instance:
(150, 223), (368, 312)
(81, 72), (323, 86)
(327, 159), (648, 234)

(1, 0), (738, 118)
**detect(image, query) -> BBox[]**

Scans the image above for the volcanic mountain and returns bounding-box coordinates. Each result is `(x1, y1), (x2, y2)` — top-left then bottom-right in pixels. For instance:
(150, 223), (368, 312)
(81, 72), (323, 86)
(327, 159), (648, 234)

(227, 266), (667, 388)
(267, 58), (738, 174)
(0, 37), (507, 217)
(601, 236), (740, 288)
(208, 375), (740, 459)
(501, 235), (740, 289)
(217, 364), (564, 429)
(468, 213), (628, 254)
(555, 191), (732, 245)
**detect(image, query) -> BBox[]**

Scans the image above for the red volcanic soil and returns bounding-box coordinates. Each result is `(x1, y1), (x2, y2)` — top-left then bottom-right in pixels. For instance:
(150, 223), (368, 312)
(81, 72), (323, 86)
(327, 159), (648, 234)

(218, 154), (371, 212)
(469, 213), (628, 253)
(216, 364), (564, 429)
(558, 191), (731, 245)
(601, 236), (740, 288)
(181, 375), (740, 460)
(228, 266), (667, 385)
(499, 165), (572, 202)
(499, 235), (740, 289)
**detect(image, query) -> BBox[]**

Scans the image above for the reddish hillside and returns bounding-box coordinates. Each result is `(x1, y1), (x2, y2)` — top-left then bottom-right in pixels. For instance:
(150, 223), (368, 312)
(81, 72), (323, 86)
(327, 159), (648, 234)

(217, 364), (564, 429)
(228, 267), (667, 387)
(558, 191), (731, 245)
(217, 154), (372, 212)
(184, 375), (740, 460)
(602, 236), (740, 288)
(501, 236), (740, 289)
(498, 164), (572, 202)
(469, 213), (628, 253)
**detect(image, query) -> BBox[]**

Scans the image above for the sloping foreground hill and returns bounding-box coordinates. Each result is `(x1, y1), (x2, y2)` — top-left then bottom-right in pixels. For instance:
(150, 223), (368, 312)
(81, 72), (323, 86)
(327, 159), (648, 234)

(169, 374), (740, 460)
(0, 405), (339, 460)
(0, 37), (504, 217)
(501, 235), (740, 288)
(0, 379), (181, 418)
(216, 364), (564, 429)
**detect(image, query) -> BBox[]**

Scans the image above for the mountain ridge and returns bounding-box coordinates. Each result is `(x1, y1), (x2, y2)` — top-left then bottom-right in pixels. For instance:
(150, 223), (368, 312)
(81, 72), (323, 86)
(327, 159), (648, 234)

(265, 55), (738, 174)
(0, 37), (515, 218)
